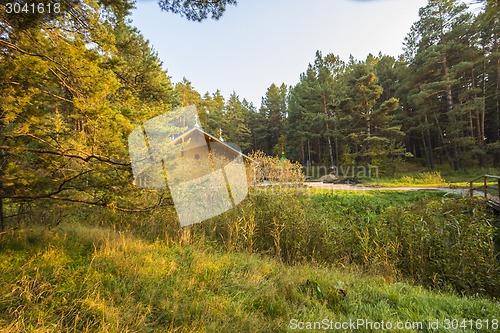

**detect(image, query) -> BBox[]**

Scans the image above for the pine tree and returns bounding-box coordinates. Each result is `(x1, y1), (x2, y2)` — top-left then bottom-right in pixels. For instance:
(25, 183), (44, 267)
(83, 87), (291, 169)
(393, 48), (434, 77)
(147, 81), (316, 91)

(205, 90), (226, 135)
(258, 83), (287, 155)
(477, 0), (500, 165)
(0, 0), (178, 226)
(223, 93), (252, 152)
(157, 0), (237, 21)
(287, 52), (346, 167)
(403, 0), (476, 170)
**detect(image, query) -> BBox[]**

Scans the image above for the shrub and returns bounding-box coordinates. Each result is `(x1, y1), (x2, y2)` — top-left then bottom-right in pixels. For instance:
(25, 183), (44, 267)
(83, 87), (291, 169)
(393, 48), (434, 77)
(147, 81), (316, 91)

(399, 171), (446, 185)
(387, 197), (500, 295)
(193, 190), (500, 296)
(247, 151), (304, 184)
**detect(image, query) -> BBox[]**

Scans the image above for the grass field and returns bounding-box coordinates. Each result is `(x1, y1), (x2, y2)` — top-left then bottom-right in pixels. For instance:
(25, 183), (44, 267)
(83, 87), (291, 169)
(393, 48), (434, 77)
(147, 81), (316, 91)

(0, 190), (499, 332)
(1, 223), (499, 332)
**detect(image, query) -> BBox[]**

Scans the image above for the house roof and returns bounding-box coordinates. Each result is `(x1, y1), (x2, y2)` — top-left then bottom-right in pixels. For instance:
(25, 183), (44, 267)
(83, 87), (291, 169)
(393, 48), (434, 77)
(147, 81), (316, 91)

(170, 126), (253, 161)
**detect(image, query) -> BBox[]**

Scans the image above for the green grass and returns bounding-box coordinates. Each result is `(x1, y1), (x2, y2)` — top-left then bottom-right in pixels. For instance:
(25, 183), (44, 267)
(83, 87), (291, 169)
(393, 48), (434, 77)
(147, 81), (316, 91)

(440, 167), (500, 183)
(309, 189), (458, 204)
(363, 168), (500, 188)
(1, 190), (499, 332)
(364, 171), (449, 187)
(1, 224), (499, 332)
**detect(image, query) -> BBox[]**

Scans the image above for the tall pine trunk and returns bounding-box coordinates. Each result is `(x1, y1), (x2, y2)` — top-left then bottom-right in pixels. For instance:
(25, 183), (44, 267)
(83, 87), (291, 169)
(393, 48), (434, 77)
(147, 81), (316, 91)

(366, 107), (372, 165)
(322, 94), (335, 168)
(475, 65), (485, 167)
(496, 36), (500, 166)
(433, 110), (452, 168)
(301, 139), (305, 165)
(443, 53), (460, 170)
(0, 198), (4, 232)
(0, 145), (5, 231)
(424, 114), (434, 169)
(307, 139), (311, 165)
(333, 117), (339, 167)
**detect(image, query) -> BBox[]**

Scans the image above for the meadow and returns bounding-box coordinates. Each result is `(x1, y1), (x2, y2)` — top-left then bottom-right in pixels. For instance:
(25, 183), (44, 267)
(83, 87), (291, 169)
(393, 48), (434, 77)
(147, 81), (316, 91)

(1, 189), (499, 332)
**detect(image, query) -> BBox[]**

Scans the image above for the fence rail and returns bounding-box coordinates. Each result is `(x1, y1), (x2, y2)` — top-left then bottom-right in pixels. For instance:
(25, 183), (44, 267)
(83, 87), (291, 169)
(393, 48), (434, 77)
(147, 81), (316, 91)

(469, 175), (500, 211)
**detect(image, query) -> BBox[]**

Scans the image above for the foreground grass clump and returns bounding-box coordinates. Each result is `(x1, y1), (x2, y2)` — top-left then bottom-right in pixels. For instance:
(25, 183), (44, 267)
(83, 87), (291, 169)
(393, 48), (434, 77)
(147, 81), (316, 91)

(0, 225), (499, 332)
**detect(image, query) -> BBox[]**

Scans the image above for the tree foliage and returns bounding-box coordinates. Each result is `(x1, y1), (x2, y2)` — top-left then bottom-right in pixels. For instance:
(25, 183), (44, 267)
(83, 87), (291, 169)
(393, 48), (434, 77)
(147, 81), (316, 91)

(157, 0), (237, 21)
(2, 0), (500, 229)
(0, 0), (176, 228)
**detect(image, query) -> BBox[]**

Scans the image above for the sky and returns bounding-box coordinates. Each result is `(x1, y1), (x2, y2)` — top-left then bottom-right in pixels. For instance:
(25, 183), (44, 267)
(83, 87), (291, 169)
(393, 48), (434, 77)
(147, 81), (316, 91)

(131, 0), (428, 107)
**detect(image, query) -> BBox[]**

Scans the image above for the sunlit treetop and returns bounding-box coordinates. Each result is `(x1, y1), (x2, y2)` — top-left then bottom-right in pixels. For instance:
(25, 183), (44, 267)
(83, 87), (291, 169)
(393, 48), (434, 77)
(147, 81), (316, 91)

(157, 0), (237, 21)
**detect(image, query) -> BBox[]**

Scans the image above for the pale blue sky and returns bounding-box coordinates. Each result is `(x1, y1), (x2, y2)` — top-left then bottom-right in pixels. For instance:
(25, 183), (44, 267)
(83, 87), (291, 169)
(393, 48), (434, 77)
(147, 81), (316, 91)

(131, 0), (428, 106)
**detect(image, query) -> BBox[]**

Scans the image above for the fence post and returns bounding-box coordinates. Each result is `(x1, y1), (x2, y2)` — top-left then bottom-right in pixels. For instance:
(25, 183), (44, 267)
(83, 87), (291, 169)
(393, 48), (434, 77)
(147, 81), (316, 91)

(484, 176), (488, 198)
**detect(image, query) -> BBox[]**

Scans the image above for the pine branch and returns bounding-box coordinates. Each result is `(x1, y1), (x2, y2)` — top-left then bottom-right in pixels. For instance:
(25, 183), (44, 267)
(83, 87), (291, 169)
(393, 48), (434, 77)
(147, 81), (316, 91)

(0, 146), (131, 167)
(4, 169), (93, 200)
(48, 193), (172, 212)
